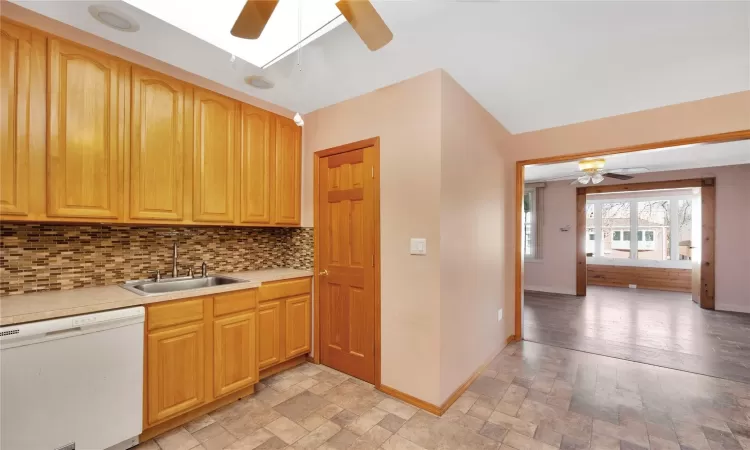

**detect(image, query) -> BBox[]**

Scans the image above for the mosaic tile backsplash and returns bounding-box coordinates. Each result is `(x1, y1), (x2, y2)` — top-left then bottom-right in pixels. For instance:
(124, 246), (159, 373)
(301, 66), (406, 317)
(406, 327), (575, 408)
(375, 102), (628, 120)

(0, 224), (313, 296)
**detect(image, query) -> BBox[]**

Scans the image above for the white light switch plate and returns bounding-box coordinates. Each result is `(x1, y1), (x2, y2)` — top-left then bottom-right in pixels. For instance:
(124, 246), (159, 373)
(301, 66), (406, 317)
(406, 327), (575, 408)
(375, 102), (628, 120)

(498, 309), (503, 321)
(410, 238), (427, 255)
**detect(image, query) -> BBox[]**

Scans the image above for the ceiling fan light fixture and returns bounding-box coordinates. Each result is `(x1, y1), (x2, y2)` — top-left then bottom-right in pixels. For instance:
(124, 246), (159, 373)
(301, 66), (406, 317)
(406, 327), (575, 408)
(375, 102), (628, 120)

(578, 158), (606, 172)
(578, 175), (591, 185)
(592, 173), (604, 184)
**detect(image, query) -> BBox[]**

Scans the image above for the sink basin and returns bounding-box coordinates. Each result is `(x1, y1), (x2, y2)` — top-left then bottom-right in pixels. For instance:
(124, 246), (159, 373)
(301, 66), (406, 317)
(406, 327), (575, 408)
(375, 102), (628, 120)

(120, 275), (248, 296)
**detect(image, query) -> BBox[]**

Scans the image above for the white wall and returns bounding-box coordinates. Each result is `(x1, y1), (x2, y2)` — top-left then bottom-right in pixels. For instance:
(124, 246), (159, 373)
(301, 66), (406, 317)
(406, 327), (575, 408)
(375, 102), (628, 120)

(524, 164), (750, 313)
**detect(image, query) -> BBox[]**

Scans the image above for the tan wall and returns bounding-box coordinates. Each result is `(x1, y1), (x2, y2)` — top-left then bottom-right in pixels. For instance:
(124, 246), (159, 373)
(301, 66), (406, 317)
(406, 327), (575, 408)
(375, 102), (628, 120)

(438, 73), (510, 402)
(302, 70), (444, 404)
(1, 2), (293, 118)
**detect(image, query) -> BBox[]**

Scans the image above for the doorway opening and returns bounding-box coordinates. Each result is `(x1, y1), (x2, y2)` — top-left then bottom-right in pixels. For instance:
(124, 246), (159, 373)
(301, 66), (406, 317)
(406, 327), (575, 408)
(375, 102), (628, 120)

(515, 134), (750, 384)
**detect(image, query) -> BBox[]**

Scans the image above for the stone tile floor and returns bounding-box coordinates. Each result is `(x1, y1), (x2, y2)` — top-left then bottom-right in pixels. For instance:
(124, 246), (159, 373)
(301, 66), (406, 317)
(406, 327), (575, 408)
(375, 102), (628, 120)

(137, 341), (750, 450)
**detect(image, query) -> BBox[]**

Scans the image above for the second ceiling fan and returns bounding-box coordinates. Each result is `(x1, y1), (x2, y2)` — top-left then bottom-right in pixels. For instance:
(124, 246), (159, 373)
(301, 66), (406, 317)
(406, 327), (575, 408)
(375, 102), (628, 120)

(231, 0), (393, 51)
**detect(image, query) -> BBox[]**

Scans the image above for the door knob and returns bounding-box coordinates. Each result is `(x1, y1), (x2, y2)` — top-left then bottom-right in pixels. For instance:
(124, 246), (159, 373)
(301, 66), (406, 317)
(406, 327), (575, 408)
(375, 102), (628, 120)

(319, 269), (329, 276)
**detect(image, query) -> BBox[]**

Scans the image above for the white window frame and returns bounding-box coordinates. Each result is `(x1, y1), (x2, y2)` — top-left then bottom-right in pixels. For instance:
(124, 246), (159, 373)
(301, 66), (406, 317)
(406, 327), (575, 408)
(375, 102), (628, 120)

(586, 193), (697, 269)
(523, 188), (539, 261)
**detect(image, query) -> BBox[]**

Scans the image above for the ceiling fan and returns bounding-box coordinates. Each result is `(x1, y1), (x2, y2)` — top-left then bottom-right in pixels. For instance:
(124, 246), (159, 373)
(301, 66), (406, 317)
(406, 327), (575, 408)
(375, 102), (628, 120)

(560, 159), (648, 185)
(231, 0), (393, 51)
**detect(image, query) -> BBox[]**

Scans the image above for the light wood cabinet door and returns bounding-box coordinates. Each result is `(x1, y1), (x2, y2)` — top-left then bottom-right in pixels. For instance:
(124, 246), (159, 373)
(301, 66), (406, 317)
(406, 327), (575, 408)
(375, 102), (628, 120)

(1, 21), (31, 217)
(239, 104), (272, 224)
(47, 38), (124, 219)
(285, 294), (311, 359)
(273, 116), (301, 225)
(258, 300), (282, 369)
(130, 67), (186, 221)
(213, 311), (257, 398)
(193, 88), (236, 223)
(147, 322), (206, 425)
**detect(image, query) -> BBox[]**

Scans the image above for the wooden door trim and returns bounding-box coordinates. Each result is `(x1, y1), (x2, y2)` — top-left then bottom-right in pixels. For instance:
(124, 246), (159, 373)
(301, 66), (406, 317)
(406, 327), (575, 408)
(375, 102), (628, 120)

(514, 130), (750, 340)
(313, 137), (381, 388)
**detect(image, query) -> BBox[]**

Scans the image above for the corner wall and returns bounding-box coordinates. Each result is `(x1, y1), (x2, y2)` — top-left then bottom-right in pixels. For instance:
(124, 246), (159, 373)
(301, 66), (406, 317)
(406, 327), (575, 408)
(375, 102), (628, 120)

(438, 73), (510, 403)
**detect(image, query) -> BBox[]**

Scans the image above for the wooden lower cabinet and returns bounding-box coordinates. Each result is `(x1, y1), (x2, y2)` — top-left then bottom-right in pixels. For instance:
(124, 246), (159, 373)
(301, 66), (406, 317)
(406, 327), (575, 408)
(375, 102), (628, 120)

(258, 278), (312, 374)
(258, 301), (282, 369)
(285, 295), (311, 359)
(147, 322), (206, 424)
(214, 311), (257, 398)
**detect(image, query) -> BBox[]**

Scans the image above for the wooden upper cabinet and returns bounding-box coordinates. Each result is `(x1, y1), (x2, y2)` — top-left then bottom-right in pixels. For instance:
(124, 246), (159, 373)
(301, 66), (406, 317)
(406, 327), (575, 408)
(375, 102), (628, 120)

(0, 21), (31, 217)
(193, 89), (236, 223)
(274, 116), (301, 225)
(130, 68), (187, 221)
(239, 104), (272, 224)
(47, 38), (124, 219)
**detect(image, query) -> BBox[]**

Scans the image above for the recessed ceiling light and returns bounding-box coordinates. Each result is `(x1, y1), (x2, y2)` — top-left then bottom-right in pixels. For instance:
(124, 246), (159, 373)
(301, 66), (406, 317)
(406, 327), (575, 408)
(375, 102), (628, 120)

(244, 75), (275, 90)
(88, 5), (140, 32)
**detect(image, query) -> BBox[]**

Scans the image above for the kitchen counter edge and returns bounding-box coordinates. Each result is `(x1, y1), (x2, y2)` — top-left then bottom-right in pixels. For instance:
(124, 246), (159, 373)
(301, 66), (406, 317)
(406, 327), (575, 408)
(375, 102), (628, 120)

(0, 268), (313, 327)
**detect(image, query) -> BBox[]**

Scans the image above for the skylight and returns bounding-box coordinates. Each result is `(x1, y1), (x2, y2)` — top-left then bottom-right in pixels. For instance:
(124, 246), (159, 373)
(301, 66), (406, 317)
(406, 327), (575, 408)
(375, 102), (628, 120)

(123, 0), (345, 68)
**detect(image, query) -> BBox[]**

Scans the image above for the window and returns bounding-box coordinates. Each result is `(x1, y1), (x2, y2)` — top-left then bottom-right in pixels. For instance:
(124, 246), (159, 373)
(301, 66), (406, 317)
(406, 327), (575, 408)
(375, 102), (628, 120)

(586, 193), (695, 268)
(523, 187), (543, 259)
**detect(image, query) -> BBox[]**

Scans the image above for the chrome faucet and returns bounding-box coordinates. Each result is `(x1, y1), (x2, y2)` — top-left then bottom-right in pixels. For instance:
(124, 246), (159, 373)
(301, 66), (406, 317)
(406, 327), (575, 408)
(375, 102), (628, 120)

(172, 242), (179, 278)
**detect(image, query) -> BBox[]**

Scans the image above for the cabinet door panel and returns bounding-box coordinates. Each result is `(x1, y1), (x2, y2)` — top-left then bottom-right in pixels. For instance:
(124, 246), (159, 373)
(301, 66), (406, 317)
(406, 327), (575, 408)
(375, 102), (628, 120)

(285, 294), (310, 359)
(0, 21), (31, 216)
(193, 89), (236, 223)
(47, 38), (122, 219)
(274, 117), (300, 225)
(130, 68), (185, 220)
(258, 300), (282, 369)
(239, 104), (272, 224)
(214, 311), (257, 397)
(147, 322), (206, 425)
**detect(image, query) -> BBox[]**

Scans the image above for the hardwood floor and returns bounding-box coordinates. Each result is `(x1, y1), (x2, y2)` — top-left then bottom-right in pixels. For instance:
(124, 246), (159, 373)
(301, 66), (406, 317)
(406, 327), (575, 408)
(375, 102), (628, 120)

(523, 286), (750, 384)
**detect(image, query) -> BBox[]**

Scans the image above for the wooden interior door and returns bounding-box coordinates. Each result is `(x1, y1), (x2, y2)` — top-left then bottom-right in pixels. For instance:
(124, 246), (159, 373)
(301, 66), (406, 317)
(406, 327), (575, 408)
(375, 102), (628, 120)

(274, 116), (301, 225)
(147, 322), (206, 424)
(213, 311), (257, 398)
(318, 145), (377, 383)
(239, 103), (272, 224)
(130, 67), (186, 221)
(47, 38), (123, 219)
(0, 21), (31, 217)
(193, 88), (236, 223)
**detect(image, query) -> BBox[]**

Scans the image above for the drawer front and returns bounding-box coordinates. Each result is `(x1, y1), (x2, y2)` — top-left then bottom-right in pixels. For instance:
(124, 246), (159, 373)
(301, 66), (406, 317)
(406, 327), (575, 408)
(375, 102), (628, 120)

(259, 277), (311, 301)
(147, 297), (204, 331)
(214, 289), (257, 317)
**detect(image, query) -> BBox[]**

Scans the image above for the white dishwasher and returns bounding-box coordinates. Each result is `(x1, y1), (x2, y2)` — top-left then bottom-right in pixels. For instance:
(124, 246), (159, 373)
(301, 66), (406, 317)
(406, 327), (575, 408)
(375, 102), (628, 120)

(1, 307), (145, 450)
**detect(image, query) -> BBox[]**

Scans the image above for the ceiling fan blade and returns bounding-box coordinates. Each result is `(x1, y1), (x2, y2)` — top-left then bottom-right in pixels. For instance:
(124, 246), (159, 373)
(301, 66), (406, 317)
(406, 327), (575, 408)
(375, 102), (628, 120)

(336, 0), (393, 51)
(231, 0), (279, 39)
(603, 173), (634, 180)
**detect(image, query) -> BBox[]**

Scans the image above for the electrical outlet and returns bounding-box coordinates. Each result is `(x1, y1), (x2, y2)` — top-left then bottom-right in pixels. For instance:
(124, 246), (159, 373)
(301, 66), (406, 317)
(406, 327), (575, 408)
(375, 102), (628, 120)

(629, 284), (637, 289)
(498, 309), (503, 321)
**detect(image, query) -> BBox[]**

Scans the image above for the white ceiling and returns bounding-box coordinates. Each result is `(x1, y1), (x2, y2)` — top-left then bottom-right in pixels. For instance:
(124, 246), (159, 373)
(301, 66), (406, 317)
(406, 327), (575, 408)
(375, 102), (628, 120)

(524, 139), (750, 182)
(13, 0), (750, 133)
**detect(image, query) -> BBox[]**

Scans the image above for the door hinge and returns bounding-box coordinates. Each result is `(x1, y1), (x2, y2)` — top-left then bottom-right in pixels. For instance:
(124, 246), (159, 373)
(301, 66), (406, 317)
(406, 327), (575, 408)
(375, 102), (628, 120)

(371, 167), (374, 178)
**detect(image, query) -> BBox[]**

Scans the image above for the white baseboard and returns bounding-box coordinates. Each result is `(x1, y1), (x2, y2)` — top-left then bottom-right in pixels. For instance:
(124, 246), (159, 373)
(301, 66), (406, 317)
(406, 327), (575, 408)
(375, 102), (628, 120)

(524, 285), (577, 296)
(716, 303), (750, 314)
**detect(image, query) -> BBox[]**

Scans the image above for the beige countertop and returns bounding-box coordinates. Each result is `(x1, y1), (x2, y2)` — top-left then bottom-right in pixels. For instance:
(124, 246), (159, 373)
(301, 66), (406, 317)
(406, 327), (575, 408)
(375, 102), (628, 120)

(0, 268), (313, 327)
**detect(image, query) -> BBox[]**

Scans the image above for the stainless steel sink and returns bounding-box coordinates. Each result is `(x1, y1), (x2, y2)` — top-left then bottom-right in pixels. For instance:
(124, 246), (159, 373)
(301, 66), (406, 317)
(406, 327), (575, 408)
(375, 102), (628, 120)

(120, 275), (248, 296)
